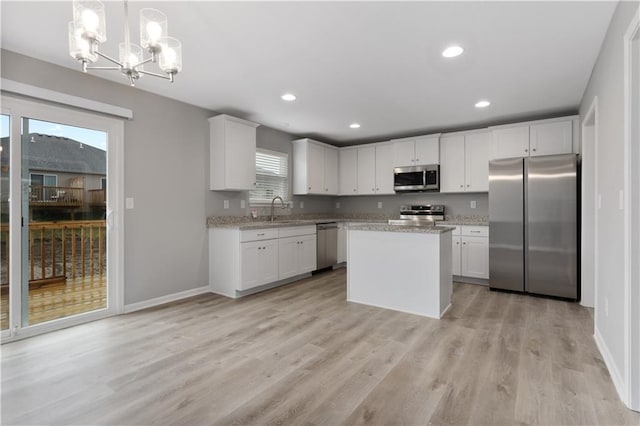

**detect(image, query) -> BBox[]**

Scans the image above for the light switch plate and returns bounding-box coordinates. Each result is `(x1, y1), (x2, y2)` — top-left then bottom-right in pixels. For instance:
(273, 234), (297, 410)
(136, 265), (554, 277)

(377, 202), (383, 209)
(240, 200), (246, 209)
(125, 197), (134, 209)
(300, 201), (304, 209)
(336, 202), (340, 209)
(470, 200), (477, 209)
(223, 200), (229, 209)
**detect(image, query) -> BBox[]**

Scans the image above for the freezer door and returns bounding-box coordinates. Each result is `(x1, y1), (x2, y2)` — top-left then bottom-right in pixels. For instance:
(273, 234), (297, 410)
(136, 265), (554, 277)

(489, 158), (525, 292)
(527, 154), (578, 299)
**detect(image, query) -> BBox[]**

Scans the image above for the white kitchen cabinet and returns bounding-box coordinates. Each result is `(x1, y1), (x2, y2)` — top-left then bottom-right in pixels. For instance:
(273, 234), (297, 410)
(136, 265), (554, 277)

(339, 148), (358, 195)
(374, 144), (395, 194)
(529, 120), (573, 156)
(240, 239), (278, 290)
(210, 225), (317, 298)
(491, 117), (576, 159)
(440, 132), (490, 193)
(392, 135), (440, 167)
(357, 146), (376, 194)
(293, 139), (339, 195)
(452, 235), (462, 276)
(464, 132), (491, 192)
(439, 135), (465, 192)
(209, 114), (259, 191)
(461, 236), (489, 279)
(278, 233), (317, 280)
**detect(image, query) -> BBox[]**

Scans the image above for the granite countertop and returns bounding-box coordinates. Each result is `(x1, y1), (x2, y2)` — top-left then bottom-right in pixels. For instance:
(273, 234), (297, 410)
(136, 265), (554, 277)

(207, 214), (488, 229)
(347, 223), (454, 234)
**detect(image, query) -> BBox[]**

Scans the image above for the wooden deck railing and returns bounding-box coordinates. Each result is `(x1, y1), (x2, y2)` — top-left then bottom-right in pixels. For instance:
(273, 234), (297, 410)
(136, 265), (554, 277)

(0, 220), (106, 287)
(29, 186), (84, 207)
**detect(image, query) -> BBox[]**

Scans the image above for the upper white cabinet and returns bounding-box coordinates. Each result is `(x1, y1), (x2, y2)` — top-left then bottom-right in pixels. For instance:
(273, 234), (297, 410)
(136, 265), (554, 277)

(338, 143), (394, 195)
(209, 114), (260, 191)
(440, 131), (490, 193)
(392, 135), (440, 167)
(293, 139), (339, 195)
(339, 148), (358, 195)
(490, 116), (577, 159)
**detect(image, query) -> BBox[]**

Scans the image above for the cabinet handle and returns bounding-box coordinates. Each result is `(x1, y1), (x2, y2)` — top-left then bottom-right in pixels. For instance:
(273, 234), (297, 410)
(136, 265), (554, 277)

(354, 189), (357, 192)
(524, 149), (528, 153)
(416, 158), (420, 162)
(470, 230), (480, 233)
(262, 246), (266, 250)
(253, 182), (257, 186)
(376, 188), (379, 191)
(460, 185), (463, 188)
(456, 242), (459, 245)
(463, 242), (467, 245)
(308, 186), (311, 190)
(257, 233), (265, 236)
(467, 184), (470, 187)
(532, 148), (537, 152)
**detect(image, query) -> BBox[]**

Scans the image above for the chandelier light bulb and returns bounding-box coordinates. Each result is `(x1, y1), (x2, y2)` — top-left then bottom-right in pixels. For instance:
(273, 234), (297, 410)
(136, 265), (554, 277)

(146, 21), (162, 43)
(81, 9), (99, 32)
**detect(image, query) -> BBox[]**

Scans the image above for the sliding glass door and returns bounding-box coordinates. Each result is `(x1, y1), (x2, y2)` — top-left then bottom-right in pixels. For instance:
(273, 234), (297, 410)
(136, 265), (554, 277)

(2, 96), (123, 339)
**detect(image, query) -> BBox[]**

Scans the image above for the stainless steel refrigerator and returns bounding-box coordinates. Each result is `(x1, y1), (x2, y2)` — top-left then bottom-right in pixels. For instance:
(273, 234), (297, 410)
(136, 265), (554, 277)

(489, 154), (579, 300)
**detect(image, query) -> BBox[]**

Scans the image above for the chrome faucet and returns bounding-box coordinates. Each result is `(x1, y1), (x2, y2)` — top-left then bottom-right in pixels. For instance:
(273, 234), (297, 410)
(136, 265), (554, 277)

(270, 196), (286, 221)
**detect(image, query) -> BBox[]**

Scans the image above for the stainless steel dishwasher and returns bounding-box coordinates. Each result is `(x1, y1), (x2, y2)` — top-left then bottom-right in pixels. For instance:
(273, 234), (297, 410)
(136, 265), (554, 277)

(316, 222), (338, 270)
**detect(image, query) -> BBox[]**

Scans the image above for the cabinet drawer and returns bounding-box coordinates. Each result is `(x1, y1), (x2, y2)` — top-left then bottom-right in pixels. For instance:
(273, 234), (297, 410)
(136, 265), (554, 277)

(461, 226), (488, 237)
(279, 225), (317, 238)
(440, 225), (461, 236)
(240, 228), (279, 242)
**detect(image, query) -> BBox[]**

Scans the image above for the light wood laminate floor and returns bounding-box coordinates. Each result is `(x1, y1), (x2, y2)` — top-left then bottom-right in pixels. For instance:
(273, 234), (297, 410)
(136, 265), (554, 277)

(2, 268), (638, 425)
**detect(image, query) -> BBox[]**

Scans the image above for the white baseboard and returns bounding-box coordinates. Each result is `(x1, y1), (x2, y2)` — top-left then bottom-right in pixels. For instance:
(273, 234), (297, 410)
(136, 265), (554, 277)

(594, 327), (628, 405)
(124, 286), (210, 313)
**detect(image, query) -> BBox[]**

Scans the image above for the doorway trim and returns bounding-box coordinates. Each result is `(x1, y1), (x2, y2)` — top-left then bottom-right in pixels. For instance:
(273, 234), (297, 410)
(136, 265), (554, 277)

(1, 95), (124, 342)
(624, 7), (640, 412)
(581, 97), (598, 310)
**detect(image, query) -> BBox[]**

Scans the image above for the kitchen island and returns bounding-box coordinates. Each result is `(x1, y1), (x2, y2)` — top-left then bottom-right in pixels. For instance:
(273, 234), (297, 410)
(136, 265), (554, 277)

(347, 224), (453, 319)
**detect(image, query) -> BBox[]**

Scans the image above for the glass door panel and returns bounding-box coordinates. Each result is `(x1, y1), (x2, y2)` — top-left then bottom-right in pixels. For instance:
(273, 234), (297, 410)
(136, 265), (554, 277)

(21, 117), (108, 326)
(1, 114), (10, 331)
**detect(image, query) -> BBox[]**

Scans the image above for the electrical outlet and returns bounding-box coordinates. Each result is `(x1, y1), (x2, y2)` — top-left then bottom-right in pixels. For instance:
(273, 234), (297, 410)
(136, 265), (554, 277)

(336, 202), (341, 209)
(300, 201), (304, 209)
(470, 200), (477, 209)
(223, 200), (229, 209)
(240, 200), (245, 209)
(126, 197), (134, 209)
(289, 201), (294, 209)
(605, 298), (609, 317)
(378, 202), (383, 209)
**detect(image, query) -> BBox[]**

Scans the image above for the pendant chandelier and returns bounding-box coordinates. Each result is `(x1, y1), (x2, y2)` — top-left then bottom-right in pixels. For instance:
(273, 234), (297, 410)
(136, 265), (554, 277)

(68, 0), (182, 87)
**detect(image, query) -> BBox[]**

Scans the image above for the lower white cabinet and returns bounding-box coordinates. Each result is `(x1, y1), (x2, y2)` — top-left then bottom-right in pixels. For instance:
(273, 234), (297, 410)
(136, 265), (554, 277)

(240, 239), (278, 290)
(442, 225), (489, 279)
(210, 225), (317, 297)
(278, 234), (316, 280)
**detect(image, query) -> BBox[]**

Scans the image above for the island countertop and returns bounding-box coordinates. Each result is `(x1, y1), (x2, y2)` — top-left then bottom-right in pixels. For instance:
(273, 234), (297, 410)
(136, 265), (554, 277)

(347, 224), (454, 234)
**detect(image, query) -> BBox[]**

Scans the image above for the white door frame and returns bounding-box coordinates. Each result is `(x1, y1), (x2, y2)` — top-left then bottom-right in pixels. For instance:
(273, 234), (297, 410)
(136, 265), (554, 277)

(0, 95), (124, 342)
(624, 7), (640, 412)
(581, 97), (598, 310)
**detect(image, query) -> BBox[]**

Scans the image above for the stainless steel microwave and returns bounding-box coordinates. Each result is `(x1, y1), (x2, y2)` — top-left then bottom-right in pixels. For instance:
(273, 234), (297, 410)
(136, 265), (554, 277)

(393, 164), (440, 192)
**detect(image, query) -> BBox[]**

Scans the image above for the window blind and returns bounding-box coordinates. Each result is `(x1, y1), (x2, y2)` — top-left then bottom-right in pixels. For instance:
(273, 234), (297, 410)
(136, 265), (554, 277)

(250, 148), (289, 203)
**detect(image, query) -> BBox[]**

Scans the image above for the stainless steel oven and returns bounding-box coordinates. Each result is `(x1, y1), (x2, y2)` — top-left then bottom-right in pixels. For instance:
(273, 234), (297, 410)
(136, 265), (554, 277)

(393, 164), (439, 192)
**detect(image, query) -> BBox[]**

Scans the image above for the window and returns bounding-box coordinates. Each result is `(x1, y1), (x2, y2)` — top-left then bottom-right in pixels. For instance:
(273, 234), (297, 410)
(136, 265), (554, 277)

(30, 173), (57, 187)
(250, 148), (289, 204)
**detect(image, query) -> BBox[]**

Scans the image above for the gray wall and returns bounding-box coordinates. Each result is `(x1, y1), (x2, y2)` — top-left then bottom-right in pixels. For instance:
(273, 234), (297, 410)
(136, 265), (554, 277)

(336, 192), (488, 217)
(0, 49), (333, 305)
(578, 0), (639, 391)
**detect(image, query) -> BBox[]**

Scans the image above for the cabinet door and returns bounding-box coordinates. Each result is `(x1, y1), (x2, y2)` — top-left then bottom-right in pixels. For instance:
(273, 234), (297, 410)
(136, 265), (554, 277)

(357, 146), (376, 194)
(324, 147), (339, 195)
(259, 240), (279, 284)
(491, 126), (529, 159)
(452, 235), (462, 276)
(298, 234), (317, 273)
(339, 148), (358, 195)
(414, 136), (440, 165)
(278, 237), (299, 280)
(375, 144), (395, 194)
(307, 142), (325, 193)
(465, 132), (491, 192)
(439, 135), (465, 193)
(461, 236), (489, 279)
(239, 241), (260, 290)
(392, 140), (416, 167)
(225, 120), (256, 190)
(529, 120), (573, 156)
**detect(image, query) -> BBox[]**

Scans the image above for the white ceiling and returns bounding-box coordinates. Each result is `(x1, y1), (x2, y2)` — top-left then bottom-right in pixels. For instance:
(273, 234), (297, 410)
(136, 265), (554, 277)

(1, 1), (616, 145)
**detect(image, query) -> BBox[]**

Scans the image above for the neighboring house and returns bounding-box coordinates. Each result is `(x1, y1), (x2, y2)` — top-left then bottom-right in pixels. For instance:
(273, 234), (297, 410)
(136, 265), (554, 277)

(0, 133), (106, 217)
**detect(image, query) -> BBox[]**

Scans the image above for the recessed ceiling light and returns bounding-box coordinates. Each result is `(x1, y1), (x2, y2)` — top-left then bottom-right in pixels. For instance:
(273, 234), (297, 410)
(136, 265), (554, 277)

(281, 93), (296, 101)
(442, 45), (464, 58)
(475, 100), (491, 108)
(349, 123), (361, 129)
